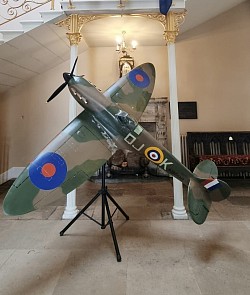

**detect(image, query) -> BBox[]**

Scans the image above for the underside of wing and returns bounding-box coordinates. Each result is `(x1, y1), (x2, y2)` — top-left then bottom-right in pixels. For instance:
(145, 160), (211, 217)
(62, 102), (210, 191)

(104, 63), (155, 121)
(3, 111), (113, 215)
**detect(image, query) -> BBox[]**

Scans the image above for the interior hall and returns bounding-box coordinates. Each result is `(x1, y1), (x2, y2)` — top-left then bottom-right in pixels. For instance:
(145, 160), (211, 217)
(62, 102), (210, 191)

(0, 1), (249, 295)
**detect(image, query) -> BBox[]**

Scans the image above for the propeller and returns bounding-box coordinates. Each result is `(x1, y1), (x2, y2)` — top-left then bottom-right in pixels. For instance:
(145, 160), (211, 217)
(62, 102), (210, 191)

(47, 57), (78, 103)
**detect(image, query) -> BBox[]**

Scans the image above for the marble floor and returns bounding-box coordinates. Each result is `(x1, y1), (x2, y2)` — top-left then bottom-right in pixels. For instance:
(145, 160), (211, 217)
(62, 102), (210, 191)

(0, 177), (250, 295)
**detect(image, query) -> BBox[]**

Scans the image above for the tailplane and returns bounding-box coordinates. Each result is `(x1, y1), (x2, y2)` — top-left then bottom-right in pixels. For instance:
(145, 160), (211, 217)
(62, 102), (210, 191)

(188, 160), (231, 225)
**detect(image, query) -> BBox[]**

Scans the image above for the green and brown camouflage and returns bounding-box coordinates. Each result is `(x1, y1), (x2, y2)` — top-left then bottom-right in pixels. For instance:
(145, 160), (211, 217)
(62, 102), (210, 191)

(3, 63), (155, 216)
(3, 62), (231, 225)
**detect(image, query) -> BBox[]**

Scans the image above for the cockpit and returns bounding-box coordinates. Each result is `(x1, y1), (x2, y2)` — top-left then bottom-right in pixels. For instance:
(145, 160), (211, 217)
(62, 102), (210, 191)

(115, 110), (137, 131)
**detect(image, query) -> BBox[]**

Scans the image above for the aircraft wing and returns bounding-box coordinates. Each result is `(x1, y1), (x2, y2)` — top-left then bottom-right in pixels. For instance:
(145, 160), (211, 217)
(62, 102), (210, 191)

(3, 111), (113, 215)
(104, 63), (155, 121)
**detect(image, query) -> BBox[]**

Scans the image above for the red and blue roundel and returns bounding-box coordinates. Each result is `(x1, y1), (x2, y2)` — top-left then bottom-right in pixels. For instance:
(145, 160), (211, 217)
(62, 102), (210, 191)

(29, 152), (67, 190)
(129, 68), (150, 88)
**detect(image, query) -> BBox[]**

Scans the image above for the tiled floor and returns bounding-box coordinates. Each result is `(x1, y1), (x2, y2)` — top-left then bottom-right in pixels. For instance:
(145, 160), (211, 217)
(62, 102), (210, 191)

(0, 177), (250, 295)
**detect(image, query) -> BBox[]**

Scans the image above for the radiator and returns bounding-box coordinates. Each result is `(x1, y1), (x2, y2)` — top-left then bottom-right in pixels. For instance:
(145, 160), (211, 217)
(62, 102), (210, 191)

(180, 135), (189, 169)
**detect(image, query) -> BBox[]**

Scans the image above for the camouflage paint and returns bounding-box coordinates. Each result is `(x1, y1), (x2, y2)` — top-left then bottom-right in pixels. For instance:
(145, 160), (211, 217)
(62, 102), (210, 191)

(3, 63), (155, 216)
(3, 62), (231, 225)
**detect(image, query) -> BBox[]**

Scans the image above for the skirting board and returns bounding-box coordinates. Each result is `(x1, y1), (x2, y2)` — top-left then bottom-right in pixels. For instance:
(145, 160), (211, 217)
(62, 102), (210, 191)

(0, 167), (25, 185)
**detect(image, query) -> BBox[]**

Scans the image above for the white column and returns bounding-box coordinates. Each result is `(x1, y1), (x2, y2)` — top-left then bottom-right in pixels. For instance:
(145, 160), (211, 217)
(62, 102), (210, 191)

(167, 43), (188, 220)
(62, 45), (79, 219)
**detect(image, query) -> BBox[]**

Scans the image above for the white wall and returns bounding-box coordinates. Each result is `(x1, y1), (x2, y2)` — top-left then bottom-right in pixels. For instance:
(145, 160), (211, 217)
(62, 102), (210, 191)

(0, 60), (69, 171)
(176, 0), (250, 134)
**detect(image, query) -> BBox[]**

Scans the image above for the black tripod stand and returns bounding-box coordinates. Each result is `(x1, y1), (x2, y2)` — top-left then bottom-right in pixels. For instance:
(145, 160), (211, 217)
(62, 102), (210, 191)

(60, 164), (129, 262)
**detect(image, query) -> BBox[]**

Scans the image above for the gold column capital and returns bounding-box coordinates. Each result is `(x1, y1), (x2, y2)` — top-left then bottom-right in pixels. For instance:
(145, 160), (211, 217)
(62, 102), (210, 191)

(146, 10), (186, 44)
(66, 32), (82, 46)
(55, 14), (106, 46)
(55, 14), (84, 46)
(164, 10), (186, 44)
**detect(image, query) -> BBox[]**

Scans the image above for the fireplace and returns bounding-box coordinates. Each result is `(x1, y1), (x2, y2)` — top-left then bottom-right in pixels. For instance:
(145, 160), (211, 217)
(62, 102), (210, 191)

(107, 98), (168, 178)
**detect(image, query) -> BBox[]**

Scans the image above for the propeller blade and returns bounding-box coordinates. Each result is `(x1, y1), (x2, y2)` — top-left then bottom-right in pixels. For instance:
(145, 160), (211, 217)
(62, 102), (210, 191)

(70, 57), (78, 77)
(47, 82), (67, 103)
(47, 57), (78, 103)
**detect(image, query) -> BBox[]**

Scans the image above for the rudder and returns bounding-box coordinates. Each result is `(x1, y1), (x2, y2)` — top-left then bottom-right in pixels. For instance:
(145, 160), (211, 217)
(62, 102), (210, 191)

(188, 160), (231, 225)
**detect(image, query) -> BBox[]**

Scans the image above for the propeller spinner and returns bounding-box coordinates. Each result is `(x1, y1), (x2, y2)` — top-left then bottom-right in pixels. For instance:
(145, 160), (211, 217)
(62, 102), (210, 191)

(47, 57), (78, 103)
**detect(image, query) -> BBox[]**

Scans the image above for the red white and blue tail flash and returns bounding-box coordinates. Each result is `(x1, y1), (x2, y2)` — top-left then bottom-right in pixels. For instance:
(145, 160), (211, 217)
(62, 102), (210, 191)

(188, 160), (231, 224)
(203, 179), (221, 191)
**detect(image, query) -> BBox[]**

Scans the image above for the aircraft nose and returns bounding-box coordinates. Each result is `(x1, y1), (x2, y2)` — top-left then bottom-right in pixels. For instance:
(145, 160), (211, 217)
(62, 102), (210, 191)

(63, 72), (71, 83)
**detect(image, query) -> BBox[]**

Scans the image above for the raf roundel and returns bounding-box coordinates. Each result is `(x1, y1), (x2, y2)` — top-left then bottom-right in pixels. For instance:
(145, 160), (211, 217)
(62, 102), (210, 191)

(128, 68), (150, 88)
(29, 152), (67, 190)
(144, 147), (164, 164)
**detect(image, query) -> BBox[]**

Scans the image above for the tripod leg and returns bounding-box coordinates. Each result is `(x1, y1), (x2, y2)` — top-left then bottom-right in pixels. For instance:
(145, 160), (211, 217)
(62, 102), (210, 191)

(101, 191), (106, 229)
(101, 164), (106, 229)
(106, 191), (129, 220)
(104, 195), (122, 262)
(60, 191), (101, 236)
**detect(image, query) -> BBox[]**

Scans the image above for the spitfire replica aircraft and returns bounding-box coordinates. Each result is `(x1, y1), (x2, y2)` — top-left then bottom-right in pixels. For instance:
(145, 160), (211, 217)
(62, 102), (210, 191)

(3, 59), (231, 225)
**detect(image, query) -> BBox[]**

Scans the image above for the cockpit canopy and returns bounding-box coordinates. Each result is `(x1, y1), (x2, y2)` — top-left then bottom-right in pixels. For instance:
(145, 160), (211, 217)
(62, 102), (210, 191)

(115, 110), (137, 129)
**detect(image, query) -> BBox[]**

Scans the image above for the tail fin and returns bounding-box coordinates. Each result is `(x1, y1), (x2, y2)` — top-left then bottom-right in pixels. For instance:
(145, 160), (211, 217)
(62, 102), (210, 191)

(188, 160), (231, 225)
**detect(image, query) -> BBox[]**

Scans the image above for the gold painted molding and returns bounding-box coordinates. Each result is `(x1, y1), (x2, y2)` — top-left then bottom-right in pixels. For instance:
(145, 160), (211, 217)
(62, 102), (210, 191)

(55, 11), (186, 47)
(146, 11), (186, 44)
(55, 14), (107, 46)
(164, 11), (186, 43)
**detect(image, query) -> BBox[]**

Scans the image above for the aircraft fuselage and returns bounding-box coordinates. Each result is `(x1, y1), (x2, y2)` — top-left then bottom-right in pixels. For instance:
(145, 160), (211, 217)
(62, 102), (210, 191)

(68, 75), (194, 186)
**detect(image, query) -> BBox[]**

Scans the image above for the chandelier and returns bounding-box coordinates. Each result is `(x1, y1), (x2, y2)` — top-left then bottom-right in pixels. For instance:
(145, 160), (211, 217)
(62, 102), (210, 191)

(115, 31), (137, 77)
(115, 31), (137, 55)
